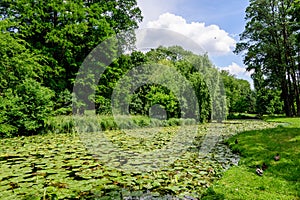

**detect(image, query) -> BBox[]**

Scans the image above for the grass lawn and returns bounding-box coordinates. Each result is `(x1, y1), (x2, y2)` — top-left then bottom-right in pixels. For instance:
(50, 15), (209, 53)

(212, 117), (300, 200)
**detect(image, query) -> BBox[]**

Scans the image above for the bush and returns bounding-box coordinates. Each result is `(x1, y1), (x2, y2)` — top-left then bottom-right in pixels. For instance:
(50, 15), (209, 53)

(0, 99), (17, 137)
(182, 118), (197, 125)
(0, 79), (54, 137)
(53, 89), (72, 115)
(201, 187), (225, 200)
(149, 118), (164, 127)
(227, 113), (259, 120)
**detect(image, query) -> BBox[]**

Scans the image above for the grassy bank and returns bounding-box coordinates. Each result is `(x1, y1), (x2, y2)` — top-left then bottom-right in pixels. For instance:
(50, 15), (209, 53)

(212, 117), (300, 199)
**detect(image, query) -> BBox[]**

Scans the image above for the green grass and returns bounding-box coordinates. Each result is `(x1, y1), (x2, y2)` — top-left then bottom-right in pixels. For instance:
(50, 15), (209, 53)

(212, 117), (300, 199)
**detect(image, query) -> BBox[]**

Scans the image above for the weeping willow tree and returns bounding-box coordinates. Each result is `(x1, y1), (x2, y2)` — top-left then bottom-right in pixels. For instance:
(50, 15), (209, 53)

(100, 46), (227, 123)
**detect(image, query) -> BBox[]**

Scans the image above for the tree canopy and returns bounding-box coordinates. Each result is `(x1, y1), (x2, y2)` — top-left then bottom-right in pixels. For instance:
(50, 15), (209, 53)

(235, 0), (300, 116)
(0, 0), (256, 137)
(0, 0), (142, 92)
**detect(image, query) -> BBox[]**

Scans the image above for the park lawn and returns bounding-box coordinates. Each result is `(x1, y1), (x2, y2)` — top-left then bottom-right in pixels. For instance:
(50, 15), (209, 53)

(212, 117), (300, 200)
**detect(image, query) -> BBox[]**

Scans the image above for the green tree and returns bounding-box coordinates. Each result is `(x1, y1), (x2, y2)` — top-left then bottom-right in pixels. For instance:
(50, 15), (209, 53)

(0, 20), (43, 92)
(220, 70), (254, 113)
(95, 51), (148, 114)
(255, 88), (283, 116)
(0, 0), (142, 93)
(94, 45), (225, 122)
(0, 20), (54, 137)
(0, 79), (54, 137)
(235, 0), (300, 116)
(145, 46), (224, 122)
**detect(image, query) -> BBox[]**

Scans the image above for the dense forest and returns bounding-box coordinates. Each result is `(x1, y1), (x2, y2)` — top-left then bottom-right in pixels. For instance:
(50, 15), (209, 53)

(0, 0), (299, 137)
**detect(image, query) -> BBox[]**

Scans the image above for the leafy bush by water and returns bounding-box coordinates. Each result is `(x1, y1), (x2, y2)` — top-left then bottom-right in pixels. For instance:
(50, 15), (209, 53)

(0, 79), (54, 137)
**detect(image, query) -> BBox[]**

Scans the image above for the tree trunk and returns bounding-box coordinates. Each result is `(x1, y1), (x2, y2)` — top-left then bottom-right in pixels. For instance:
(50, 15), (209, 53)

(281, 78), (292, 117)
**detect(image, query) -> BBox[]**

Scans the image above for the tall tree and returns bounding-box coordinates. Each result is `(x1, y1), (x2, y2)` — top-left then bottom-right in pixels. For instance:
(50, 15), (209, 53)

(0, 0), (142, 93)
(235, 0), (300, 116)
(0, 20), (54, 136)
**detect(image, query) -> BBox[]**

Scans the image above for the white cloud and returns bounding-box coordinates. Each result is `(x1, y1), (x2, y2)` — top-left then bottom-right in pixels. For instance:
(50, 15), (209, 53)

(135, 28), (206, 55)
(220, 62), (254, 88)
(144, 13), (236, 55)
(220, 62), (251, 77)
(137, 0), (182, 28)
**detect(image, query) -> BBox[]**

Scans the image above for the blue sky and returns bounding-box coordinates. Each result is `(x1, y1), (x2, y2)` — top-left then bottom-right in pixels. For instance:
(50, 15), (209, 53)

(136, 0), (252, 86)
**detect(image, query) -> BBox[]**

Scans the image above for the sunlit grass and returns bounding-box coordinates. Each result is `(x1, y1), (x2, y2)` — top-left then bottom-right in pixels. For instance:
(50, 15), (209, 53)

(212, 117), (300, 199)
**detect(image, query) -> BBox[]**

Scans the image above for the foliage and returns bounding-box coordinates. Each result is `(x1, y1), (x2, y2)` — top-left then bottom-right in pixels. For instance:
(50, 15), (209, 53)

(0, 0), (142, 93)
(130, 46), (225, 122)
(0, 0), (143, 135)
(226, 113), (259, 120)
(53, 89), (73, 115)
(189, 73), (211, 122)
(0, 79), (54, 137)
(45, 114), (198, 135)
(95, 46), (216, 122)
(129, 83), (181, 119)
(95, 52), (148, 115)
(170, 47), (227, 122)
(0, 20), (44, 92)
(0, 4), (250, 134)
(255, 88), (284, 116)
(235, 0), (300, 116)
(0, 21), (55, 137)
(220, 70), (255, 114)
(0, 0), (256, 137)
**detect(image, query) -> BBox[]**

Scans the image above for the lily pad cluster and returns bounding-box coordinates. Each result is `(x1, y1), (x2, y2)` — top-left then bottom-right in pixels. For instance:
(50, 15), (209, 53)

(0, 120), (278, 199)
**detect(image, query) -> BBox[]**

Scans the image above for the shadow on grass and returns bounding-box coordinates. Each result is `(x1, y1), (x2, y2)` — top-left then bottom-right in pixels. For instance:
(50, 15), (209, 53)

(227, 126), (300, 195)
(200, 187), (225, 200)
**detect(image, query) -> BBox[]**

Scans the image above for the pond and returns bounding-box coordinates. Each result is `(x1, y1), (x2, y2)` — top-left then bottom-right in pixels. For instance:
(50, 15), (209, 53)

(0, 120), (278, 199)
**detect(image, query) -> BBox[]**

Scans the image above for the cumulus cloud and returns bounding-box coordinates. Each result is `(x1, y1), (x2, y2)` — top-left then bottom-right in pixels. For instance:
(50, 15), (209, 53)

(220, 62), (251, 77)
(145, 13), (236, 55)
(137, 0), (182, 27)
(220, 62), (254, 88)
(135, 28), (206, 55)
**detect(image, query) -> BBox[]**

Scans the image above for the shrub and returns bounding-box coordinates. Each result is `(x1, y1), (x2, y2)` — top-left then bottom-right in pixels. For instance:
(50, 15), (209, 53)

(0, 98), (17, 137)
(0, 79), (54, 137)
(53, 89), (72, 115)
(149, 118), (164, 127)
(182, 118), (197, 125)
